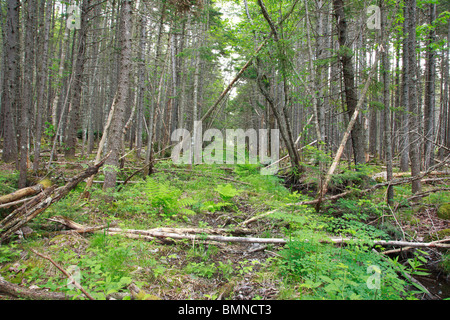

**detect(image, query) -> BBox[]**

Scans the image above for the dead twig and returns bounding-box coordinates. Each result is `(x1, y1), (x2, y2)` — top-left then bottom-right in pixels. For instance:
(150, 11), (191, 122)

(30, 249), (95, 300)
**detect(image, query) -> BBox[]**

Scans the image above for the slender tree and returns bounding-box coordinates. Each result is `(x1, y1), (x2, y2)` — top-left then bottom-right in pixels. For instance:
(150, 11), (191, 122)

(405, 0), (421, 193)
(333, 0), (366, 166)
(423, 2), (437, 169)
(103, 0), (133, 192)
(65, 0), (91, 158)
(2, 0), (20, 164)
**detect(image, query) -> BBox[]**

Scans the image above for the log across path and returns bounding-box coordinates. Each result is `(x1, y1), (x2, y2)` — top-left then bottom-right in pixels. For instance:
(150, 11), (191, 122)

(49, 217), (450, 250)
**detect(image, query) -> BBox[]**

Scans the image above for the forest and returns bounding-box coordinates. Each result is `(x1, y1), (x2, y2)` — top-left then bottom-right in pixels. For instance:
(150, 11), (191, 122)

(0, 0), (450, 302)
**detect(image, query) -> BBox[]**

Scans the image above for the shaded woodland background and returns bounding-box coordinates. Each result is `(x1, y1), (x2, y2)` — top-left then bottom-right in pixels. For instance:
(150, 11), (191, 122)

(0, 0), (449, 196)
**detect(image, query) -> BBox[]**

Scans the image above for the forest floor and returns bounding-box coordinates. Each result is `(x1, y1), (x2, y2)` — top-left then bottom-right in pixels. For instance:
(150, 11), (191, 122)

(0, 151), (450, 300)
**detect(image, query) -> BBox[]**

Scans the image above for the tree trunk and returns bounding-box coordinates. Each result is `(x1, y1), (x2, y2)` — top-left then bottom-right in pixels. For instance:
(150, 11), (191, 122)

(406, 0), (421, 194)
(333, 0), (366, 167)
(400, 3), (410, 172)
(103, 0), (133, 192)
(256, 0), (301, 175)
(19, 0), (37, 188)
(1, 0), (20, 163)
(33, 0), (53, 172)
(381, 0), (393, 204)
(135, 1), (146, 159)
(64, 0), (90, 158)
(423, 3), (436, 170)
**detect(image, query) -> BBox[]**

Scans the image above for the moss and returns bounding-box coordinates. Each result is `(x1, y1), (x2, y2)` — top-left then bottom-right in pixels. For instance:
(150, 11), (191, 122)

(437, 204), (450, 220)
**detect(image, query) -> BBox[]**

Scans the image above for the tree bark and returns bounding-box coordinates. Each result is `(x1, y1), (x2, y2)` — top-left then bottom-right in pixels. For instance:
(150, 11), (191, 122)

(381, 0), (394, 204)
(0, 184), (45, 205)
(333, 0), (366, 166)
(406, 0), (421, 194)
(33, 0), (53, 172)
(19, 0), (37, 188)
(423, 2), (436, 170)
(65, 0), (91, 158)
(103, 0), (133, 192)
(1, 0), (20, 163)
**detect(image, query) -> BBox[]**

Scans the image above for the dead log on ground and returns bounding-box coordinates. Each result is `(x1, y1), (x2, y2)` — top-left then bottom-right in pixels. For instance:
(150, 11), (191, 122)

(0, 184), (45, 205)
(47, 217), (450, 249)
(107, 230), (450, 249)
(0, 278), (69, 300)
(0, 156), (110, 242)
(48, 216), (252, 237)
(0, 196), (37, 209)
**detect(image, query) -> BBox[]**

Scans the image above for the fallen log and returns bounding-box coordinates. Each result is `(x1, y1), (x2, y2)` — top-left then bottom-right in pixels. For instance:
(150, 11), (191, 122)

(0, 155), (110, 242)
(0, 186), (57, 236)
(393, 171), (450, 178)
(47, 217), (450, 249)
(0, 196), (37, 210)
(106, 229), (450, 249)
(0, 278), (69, 300)
(407, 187), (450, 202)
(48, 216), (252, 237)
(0, 184), (45, 205)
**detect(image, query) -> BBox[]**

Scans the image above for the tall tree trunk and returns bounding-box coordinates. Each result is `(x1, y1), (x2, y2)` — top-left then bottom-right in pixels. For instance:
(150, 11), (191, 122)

(381, 0), (393, 204)
(406, 0), (421, 193)
(19, 0), (37, 188)
(256, 0), (301, 175)
(441, 22), (450, 157)
(33, 0), (53, 171)
(1, 0), (20, 163)
(135, 0), (146, 159)
(400, 2), (410, 172)
(423, 2), (436, 169)
(65, 0), (90, 158)
(103, 0), (133, 192)
(51, 24), (70, 130)
(333, 0), (366, 167)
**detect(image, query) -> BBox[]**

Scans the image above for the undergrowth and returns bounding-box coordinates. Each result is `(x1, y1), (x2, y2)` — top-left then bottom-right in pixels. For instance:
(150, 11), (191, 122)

(0, 159), (443, 300)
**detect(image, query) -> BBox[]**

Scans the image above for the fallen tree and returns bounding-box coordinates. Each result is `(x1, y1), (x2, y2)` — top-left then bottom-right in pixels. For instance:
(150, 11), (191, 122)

(48, 217), (450, 249)
(0, 155), (110, 242)
(0, 184), (46, 205)
(0, 278), (69, 300)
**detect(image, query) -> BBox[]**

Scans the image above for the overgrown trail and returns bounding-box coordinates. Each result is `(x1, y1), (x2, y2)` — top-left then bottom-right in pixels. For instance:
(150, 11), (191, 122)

(0, 160), (449, 300)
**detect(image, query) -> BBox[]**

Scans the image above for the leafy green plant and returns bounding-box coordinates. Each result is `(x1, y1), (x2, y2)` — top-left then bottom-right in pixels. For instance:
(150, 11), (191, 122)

(0, 244), (21, 264)
(277, 240), (410, 300)
(200, 200), (230, 213)
(145, 178), (195, 218)
(327, 218), (391, 241)
(0, 170), (19, 195)
(185, 261), (217, 278)
(215, 184), (241, 202)
(44, 121), (56, 139)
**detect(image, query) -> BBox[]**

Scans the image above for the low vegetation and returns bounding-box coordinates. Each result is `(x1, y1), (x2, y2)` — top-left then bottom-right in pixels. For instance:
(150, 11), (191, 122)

(1, 156), (449, 300)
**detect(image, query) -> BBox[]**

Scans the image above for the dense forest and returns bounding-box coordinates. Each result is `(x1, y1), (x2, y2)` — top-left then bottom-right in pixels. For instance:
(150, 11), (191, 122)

(0, 0), (450, 302)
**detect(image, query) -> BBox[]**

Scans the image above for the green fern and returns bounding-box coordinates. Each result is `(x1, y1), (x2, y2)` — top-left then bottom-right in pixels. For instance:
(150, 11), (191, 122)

(145, 178), (195, 217)
(215, 184), (241, 201)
